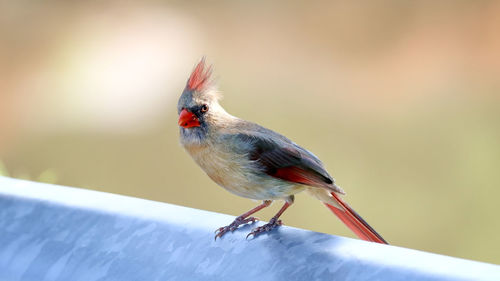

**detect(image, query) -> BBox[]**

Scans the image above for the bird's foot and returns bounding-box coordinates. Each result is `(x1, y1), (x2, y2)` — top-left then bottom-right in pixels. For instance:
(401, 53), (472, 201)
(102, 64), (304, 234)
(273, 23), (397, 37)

(214, 216), (258, 240)
(246, 217), (282, 239)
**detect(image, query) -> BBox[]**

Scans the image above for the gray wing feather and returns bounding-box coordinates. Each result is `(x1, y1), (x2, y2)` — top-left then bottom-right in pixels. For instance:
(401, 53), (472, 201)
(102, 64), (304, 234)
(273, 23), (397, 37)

(220, 121), (336, 187)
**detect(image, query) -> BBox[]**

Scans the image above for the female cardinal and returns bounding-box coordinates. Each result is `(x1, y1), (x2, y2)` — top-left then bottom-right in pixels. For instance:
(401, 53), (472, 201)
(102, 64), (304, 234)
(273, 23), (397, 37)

(177, 58), (387, 244)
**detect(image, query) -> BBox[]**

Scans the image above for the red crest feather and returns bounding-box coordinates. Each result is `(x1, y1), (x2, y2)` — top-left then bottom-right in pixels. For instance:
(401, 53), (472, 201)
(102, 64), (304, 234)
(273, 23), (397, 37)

(187, 58), (212, 91)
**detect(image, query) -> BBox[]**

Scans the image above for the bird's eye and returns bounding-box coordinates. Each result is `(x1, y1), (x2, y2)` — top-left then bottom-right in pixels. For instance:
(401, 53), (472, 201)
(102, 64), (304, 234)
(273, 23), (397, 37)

(200, 104), (209, 113)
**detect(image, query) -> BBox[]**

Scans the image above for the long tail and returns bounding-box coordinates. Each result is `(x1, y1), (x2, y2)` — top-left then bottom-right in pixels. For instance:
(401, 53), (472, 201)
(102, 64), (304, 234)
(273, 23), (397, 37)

(324, 192), (388, 244)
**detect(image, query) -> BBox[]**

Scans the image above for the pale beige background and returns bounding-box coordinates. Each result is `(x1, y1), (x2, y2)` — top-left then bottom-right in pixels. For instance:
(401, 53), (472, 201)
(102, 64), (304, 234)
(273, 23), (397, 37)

(1, 1), (499, 264)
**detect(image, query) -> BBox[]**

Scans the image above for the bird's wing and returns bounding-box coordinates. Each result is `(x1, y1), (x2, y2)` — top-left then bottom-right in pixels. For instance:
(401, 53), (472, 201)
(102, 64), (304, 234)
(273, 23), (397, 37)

(225, 129), (343, 193)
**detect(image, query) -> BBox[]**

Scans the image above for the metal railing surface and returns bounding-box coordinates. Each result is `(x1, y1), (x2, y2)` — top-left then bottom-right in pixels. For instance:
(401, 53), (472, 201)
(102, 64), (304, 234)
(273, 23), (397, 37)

(0, 176), (498, 281)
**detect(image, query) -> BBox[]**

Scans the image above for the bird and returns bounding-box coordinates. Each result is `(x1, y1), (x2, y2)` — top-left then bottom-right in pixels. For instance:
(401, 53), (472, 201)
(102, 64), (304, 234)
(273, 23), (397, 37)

(177, 58), (388, 244)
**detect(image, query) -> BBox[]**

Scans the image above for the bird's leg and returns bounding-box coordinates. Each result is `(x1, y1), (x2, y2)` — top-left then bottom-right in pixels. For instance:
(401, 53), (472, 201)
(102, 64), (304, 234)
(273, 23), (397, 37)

(215, 200), (272, 240)
(247, 196), (294, 239)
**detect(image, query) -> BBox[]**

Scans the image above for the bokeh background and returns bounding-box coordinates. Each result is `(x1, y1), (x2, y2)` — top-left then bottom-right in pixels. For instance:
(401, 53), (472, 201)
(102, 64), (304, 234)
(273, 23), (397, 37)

(1, 0), (499, 264)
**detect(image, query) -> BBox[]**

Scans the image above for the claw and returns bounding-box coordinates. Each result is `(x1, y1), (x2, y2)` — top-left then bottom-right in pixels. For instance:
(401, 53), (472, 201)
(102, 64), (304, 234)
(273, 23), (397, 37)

(214, 216), (258, 240)
(246, 218), (282, 239)
(214, 231), (224, 241)
(246, 232), (255, 240)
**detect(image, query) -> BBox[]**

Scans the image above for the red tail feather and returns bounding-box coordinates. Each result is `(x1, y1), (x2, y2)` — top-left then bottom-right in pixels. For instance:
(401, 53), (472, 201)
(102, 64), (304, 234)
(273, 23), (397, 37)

(324, 193), (388, 244)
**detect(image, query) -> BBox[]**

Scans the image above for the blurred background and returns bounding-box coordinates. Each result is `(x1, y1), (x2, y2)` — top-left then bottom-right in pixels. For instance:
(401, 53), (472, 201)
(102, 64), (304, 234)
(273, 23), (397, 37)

(1, 0), (499, 264)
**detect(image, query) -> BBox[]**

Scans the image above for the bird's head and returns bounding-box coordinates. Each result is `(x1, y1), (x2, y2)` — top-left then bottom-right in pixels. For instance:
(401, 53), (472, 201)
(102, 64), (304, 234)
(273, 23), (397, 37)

(177, 58), (227, 144)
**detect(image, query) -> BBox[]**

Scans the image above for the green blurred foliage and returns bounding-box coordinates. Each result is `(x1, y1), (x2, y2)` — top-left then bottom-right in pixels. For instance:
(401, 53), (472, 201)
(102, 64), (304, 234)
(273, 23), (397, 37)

(0, 161), (9, 177)
(0, 161), (59, 184)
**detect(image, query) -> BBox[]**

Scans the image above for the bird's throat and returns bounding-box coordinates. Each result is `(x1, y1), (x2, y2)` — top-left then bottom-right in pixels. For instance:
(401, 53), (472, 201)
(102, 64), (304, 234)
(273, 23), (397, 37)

(180, 126), (208, 147)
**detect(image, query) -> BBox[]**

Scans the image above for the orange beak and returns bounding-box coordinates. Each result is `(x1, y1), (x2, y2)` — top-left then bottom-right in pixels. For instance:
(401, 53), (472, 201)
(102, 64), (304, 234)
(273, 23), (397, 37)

(178, 108), (201, 128)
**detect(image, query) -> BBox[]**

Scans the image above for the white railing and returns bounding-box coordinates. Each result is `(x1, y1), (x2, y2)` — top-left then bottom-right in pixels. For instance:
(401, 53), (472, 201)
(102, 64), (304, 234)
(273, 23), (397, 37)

(0, 176), (498, 281)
